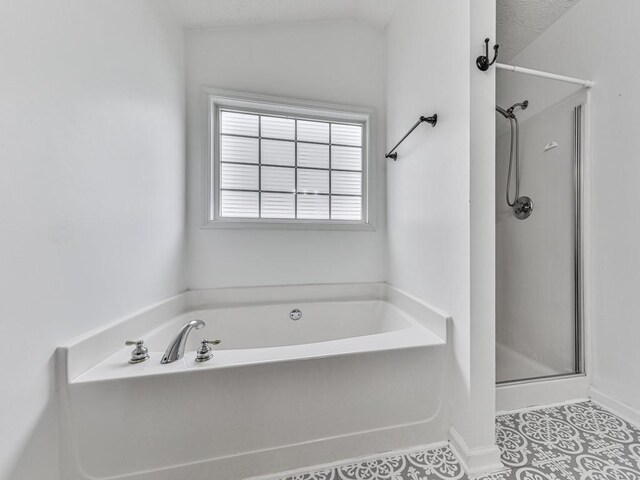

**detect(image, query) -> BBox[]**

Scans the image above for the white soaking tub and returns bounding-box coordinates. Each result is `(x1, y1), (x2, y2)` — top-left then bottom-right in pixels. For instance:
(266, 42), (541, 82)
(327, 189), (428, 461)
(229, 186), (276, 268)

(57, 284), (450, 480)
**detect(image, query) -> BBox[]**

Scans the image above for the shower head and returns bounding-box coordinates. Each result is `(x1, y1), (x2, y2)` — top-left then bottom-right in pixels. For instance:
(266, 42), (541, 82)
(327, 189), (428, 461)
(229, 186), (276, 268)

(507, 100), (529, 115)
(496, 100), (529, 119)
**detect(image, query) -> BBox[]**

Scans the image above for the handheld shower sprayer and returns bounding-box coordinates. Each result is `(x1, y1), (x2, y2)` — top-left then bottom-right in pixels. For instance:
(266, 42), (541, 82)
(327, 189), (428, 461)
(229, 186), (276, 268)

(495, 99), (533, 219)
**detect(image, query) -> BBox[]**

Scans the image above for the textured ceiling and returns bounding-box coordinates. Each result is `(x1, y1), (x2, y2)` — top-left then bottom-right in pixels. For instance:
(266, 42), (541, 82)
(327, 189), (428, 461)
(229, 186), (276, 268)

(167, 0), (400, 30)
(497, 0), (582, 61)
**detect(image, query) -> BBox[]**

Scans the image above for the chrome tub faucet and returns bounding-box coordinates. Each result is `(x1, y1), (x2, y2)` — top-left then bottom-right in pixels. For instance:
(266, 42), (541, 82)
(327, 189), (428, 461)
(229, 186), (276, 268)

(161, 319), (205, 364)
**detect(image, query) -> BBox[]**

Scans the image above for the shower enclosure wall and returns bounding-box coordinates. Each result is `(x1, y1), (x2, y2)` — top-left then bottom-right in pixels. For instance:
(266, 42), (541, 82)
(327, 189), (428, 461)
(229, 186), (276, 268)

(496, 73), (585, 385)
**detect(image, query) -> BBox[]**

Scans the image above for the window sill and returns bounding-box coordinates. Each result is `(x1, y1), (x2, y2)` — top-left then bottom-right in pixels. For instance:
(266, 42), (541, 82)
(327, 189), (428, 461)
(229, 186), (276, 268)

(201, 219), (376, 231)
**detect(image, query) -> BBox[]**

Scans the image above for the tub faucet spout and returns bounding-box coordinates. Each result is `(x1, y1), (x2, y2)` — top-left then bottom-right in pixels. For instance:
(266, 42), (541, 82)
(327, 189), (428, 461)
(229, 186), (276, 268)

(161, 319), (205, 364)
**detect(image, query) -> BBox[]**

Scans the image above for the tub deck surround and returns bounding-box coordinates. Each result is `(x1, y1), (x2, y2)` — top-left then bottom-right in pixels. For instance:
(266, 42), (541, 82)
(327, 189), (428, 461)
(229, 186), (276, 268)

(59, 283), (448, 384)
(57, 283), (452, 480)
(60, 291), (188, 381)
(72, 301), (444, 384)
(59, 282), (446, 381)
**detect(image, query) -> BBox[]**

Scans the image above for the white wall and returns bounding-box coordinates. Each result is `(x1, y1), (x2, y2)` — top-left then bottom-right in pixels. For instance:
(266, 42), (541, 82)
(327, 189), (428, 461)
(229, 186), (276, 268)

(386, 0), (500, 470)
(385, 1), (471, 447)
(499, 0), (640, 416)
(186, 21), (387, 289)
(0, 2), (186, 479)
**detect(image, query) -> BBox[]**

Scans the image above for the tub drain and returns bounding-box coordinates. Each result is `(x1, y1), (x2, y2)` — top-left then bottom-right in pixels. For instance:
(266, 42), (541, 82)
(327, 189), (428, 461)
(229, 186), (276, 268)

(289, 309), (302, 321)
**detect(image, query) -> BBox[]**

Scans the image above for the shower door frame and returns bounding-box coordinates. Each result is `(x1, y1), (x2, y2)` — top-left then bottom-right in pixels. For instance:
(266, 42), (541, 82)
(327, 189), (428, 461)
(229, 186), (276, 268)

(496, 93), (589, 388)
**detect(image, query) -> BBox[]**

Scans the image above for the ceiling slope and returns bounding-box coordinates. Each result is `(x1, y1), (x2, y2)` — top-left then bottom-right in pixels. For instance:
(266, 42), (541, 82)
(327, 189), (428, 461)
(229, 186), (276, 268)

(167, 0), (399, 30)
(497, 0), (582, 62)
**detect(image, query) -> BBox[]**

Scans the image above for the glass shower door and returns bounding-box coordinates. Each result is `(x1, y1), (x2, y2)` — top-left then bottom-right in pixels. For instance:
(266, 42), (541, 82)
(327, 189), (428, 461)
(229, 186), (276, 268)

(495, 85), (584, 384)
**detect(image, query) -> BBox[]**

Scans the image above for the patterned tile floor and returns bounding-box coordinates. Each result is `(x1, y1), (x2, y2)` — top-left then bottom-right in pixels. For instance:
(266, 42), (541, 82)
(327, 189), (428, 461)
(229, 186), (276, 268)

(281, 401), (640, 480)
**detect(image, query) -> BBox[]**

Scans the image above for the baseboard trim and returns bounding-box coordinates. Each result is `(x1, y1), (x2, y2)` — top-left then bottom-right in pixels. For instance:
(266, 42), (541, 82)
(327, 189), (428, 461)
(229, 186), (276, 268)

(590, 387), (640, 428)
(448, 427), (505, 476)
(244, 441), (450, 480)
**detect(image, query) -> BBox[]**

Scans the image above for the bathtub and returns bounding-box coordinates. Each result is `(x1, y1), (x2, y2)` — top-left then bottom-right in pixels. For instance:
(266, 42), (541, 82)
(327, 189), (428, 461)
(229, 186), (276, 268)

(58, 284), (450, 480)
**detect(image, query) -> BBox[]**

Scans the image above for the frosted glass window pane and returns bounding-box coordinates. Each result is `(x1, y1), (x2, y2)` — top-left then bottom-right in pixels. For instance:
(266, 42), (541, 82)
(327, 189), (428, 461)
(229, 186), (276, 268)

(331, 146), (362, 171)
(297, 194), (329, 219)
(298, 143), (329, 169)
(220, 163), (259, 190)
(297, 120), (329, 143)
(262, 139), (294, 166)
(261, 193), (295, 219)
(331, 123), (362, 146)
(220, 111), (259, 136)
(262, 166), (295, 193)
(331, 171), (361, 196)
(298, 169), (329, 194)
(220, 191), (258, 218)
(261, 116), (295, 140)
(221, 136), (259, 164)
(331, 196), (362, 220)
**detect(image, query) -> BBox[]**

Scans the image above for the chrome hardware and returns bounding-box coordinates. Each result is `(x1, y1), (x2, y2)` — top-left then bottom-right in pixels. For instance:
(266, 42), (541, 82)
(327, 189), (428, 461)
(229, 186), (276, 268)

(161, 319), (205, 364)
(125, 340), (149, 364)
(195, 339), (221, 363)
(289, 309), (302, 321)
(514, 196), (534, 220)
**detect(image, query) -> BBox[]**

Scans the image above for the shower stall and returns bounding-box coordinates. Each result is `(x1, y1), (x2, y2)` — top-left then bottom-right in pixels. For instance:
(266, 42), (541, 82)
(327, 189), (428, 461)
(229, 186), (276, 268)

(495, 65), (588, 386)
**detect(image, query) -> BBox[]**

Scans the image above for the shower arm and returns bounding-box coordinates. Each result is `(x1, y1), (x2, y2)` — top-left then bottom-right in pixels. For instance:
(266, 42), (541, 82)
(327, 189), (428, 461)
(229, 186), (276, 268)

(385, 114), (438, 161)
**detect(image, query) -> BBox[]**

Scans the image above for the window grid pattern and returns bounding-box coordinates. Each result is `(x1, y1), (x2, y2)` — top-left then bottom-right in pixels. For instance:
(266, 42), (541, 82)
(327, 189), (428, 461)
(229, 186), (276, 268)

(218, 109), (363, 222)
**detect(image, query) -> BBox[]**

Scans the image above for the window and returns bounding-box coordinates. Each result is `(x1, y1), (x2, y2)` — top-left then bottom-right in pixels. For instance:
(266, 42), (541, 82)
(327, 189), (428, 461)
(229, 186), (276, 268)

(204, 89), (375, 229)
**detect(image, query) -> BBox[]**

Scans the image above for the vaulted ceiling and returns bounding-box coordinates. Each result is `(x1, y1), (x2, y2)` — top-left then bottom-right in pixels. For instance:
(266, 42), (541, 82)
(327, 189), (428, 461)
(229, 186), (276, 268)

(497, 0), (582, 61)
(167, 0), (399, 30)
(168, 0), (582, 61)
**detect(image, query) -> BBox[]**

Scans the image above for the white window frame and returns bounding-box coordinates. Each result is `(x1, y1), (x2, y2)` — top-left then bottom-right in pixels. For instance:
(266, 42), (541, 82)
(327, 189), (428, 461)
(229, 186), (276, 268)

(202, 88), (376, 230)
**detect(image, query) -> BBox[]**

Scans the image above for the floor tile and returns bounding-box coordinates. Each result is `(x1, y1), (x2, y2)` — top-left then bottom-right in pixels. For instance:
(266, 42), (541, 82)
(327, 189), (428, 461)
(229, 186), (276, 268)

(282, 447), (465, 480)
(280, 401), (640, 480)
(492, 401), (640, 479)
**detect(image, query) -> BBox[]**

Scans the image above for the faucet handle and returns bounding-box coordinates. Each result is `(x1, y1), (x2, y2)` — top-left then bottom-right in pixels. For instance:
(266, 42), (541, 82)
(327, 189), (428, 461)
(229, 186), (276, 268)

(125, 340), (149, 364)
(195, 338), (221, 363)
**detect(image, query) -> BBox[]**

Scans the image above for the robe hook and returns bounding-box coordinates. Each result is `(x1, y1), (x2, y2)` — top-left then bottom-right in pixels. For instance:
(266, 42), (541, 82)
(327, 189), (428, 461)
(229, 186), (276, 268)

(476, 38), (499, 71)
